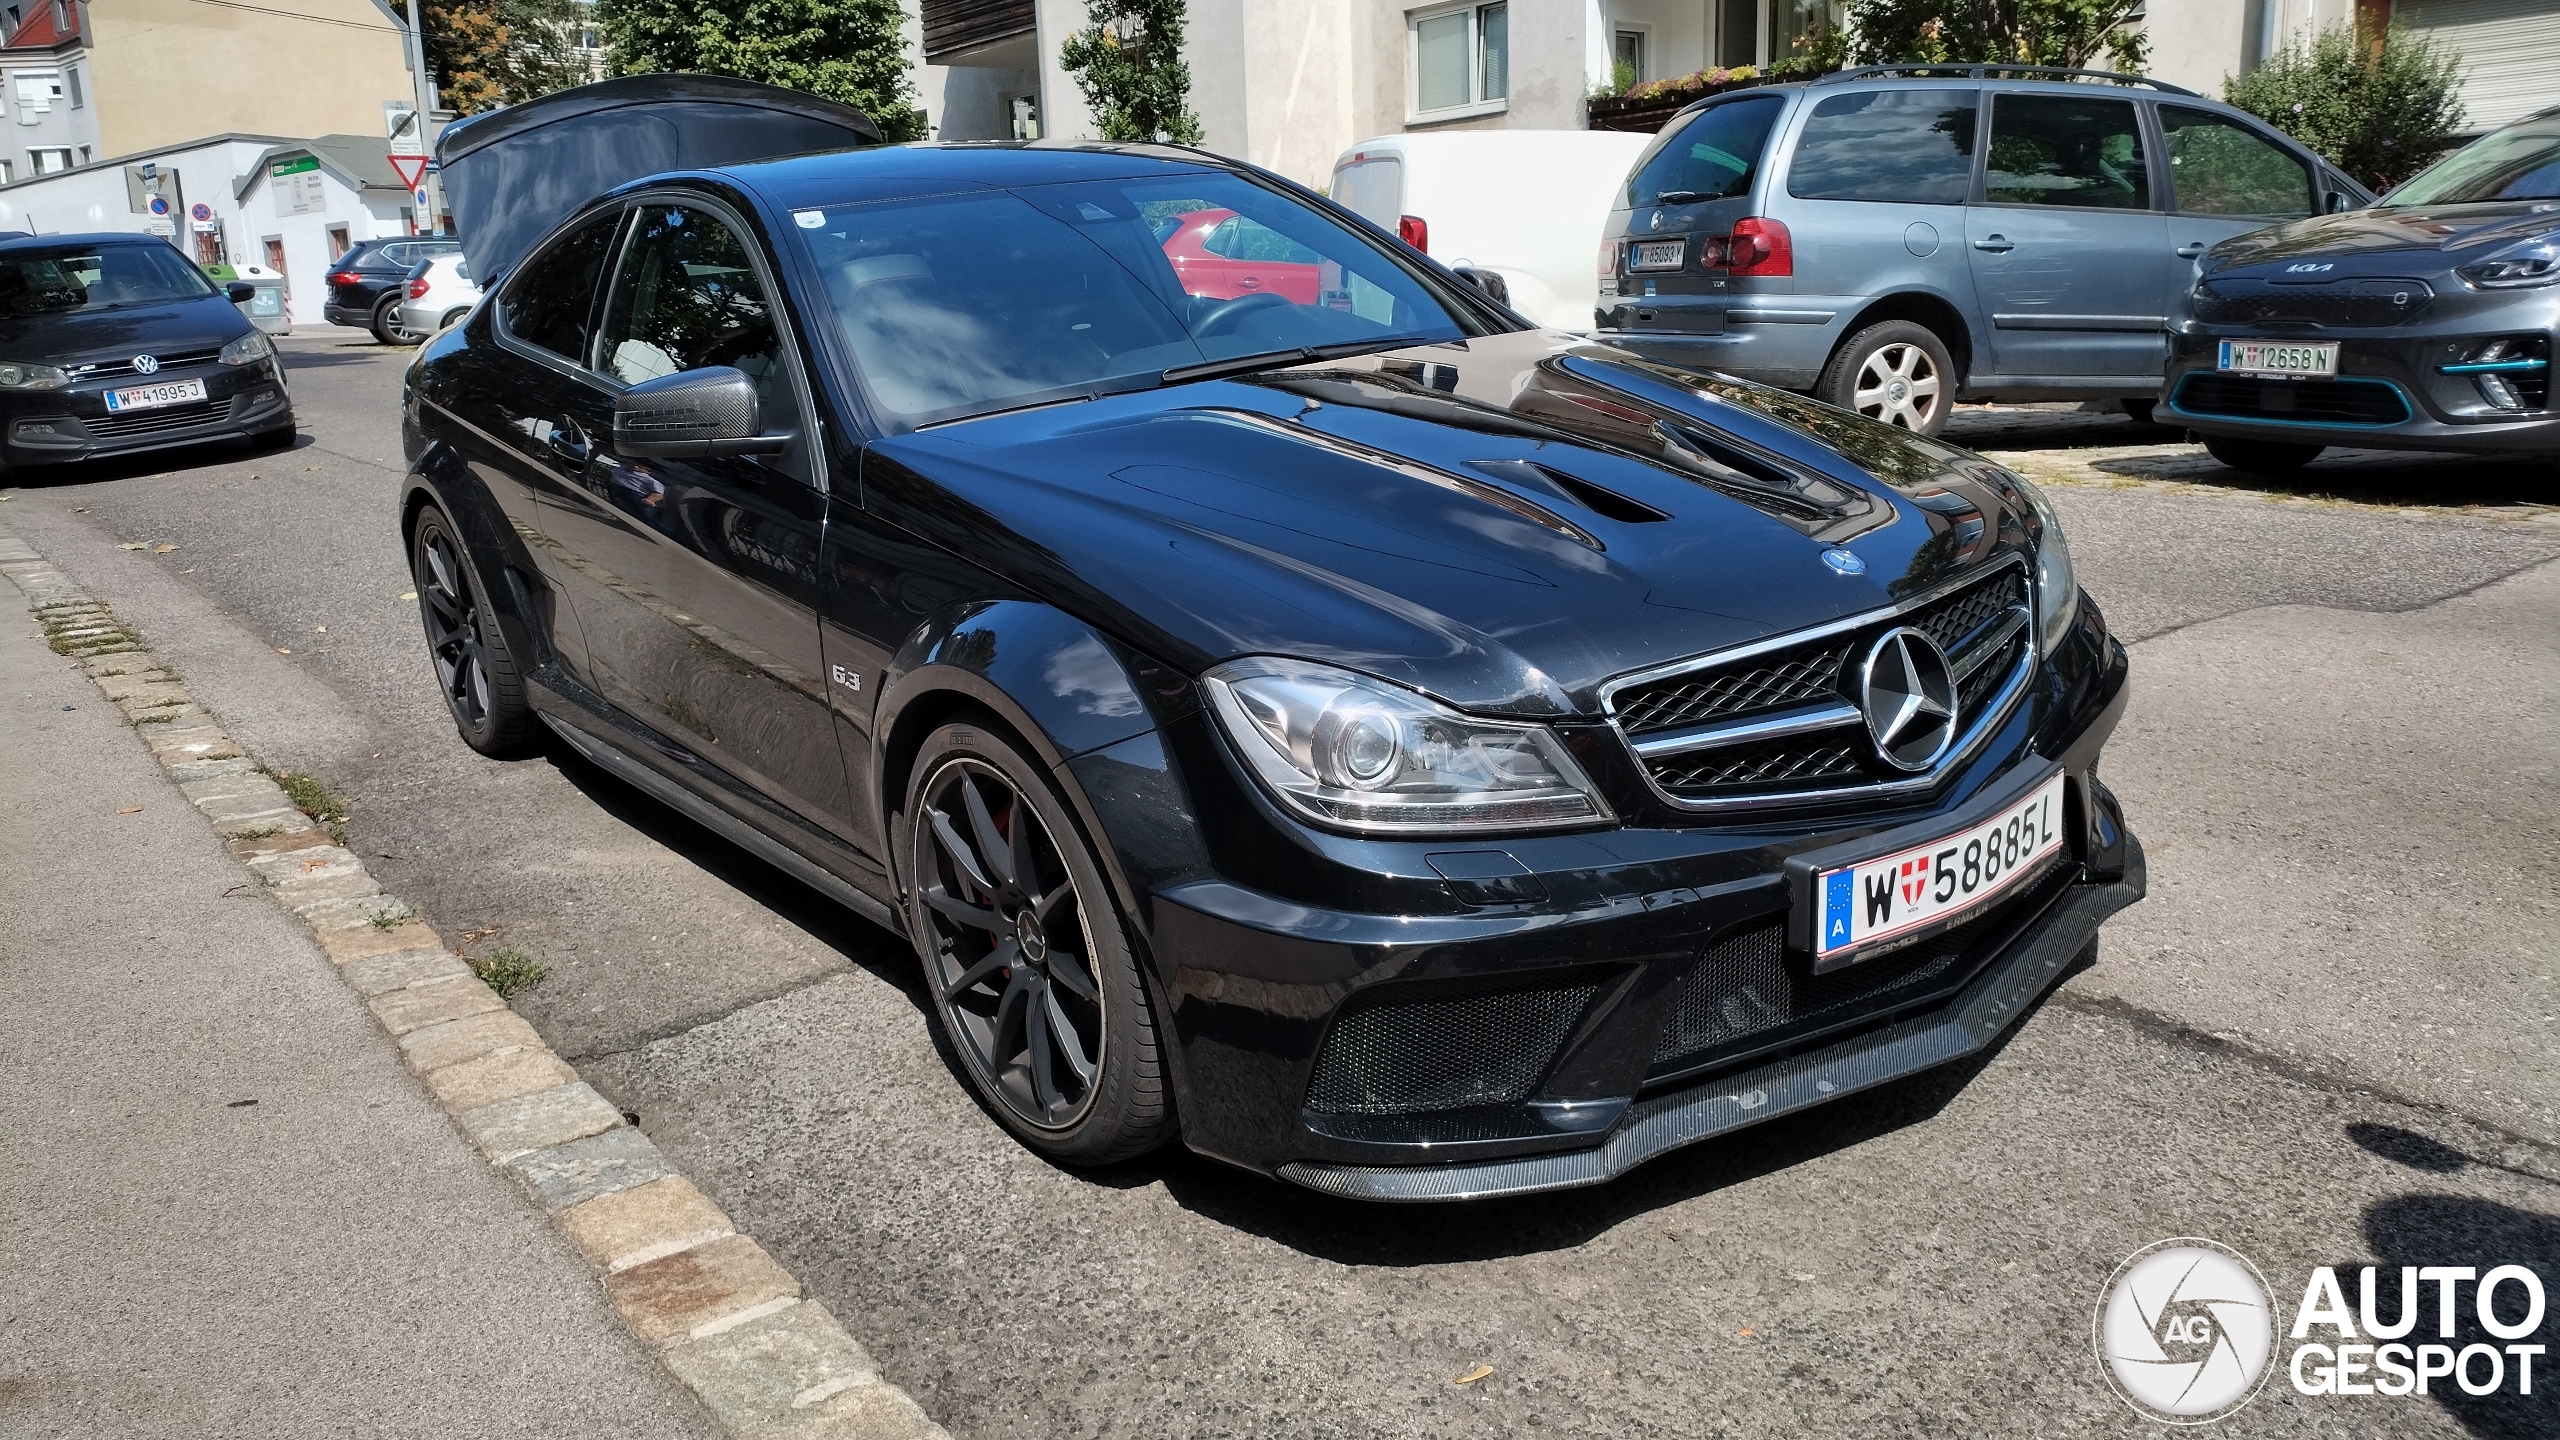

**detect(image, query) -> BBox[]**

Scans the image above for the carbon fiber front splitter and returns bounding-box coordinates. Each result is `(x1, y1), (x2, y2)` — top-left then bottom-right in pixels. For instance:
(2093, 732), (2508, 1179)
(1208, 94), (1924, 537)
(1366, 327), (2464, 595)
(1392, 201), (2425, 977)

(1275, 842), (2145, 1203)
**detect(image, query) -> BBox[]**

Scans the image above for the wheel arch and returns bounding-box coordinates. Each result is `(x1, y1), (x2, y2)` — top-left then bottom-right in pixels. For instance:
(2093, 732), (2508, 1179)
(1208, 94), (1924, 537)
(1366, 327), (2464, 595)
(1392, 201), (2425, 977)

(1830, 290), (1975, 385)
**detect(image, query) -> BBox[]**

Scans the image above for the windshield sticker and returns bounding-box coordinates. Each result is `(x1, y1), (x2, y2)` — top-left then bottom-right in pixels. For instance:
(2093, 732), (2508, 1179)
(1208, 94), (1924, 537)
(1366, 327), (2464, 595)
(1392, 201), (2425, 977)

(794, 209), (827, 230)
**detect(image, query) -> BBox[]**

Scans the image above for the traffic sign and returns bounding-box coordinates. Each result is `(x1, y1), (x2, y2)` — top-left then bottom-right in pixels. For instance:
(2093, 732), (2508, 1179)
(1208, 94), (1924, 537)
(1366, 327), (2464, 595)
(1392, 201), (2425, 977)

(189, 201), (213, 223)
(145, 195), (170, 217)
(389, 153), (429, 189)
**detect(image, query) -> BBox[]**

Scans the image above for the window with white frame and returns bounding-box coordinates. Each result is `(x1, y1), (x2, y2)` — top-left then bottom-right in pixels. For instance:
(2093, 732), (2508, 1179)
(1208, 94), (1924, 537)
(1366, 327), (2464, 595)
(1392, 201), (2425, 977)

(28, 146), (70, 173)
(1411, 3), (1508, 117)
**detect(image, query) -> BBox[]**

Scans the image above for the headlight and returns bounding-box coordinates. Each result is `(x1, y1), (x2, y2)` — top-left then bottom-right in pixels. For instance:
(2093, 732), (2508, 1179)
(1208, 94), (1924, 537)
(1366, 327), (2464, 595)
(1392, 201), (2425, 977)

(2456, 235), (2560, 289)
(1203, 657), (1611, 834)
(219, 330), (274, 365)
(0, 361), (69, 389)
(2014, 476), (2079, 653)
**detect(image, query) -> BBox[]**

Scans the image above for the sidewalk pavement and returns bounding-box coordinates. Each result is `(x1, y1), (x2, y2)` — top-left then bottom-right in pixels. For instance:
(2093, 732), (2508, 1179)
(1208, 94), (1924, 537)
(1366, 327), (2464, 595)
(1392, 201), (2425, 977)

(0, 580), (716, 1436)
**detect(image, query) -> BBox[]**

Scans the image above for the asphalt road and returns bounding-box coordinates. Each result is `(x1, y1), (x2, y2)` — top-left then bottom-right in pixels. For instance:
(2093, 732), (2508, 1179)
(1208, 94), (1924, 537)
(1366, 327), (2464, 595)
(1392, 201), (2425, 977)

(5, 334), (2554, 1439)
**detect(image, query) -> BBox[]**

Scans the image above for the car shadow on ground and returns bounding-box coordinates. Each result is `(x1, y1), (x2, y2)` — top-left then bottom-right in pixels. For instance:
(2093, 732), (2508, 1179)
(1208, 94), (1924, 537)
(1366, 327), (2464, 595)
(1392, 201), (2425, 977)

(2082, 449), (2557, 511)
(2351, 1180), (2559, 1440)
(1, 433), (311, 490)
(279, 338), (414, 369)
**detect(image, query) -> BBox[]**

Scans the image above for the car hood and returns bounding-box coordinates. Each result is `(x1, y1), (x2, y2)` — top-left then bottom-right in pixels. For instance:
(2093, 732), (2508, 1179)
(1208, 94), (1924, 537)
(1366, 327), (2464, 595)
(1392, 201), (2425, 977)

(867, 331), (2038, 718)
(0, 292), (248, 364)
(2202, 201), (2560, 279)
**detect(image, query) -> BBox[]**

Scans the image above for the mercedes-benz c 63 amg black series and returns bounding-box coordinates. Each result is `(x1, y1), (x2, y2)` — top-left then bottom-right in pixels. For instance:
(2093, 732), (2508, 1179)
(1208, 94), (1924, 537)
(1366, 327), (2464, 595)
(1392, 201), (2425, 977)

(404, 78), (2141, 1201)
(2166, 106), (2560, 471)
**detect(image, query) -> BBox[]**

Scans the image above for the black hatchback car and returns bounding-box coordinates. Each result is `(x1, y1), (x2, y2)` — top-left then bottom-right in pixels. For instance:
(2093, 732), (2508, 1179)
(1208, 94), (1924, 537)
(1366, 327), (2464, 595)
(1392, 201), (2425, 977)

(0, 233), (294, 472)
(323, 235), (461, 344)
(404, 77), (2142, 1200)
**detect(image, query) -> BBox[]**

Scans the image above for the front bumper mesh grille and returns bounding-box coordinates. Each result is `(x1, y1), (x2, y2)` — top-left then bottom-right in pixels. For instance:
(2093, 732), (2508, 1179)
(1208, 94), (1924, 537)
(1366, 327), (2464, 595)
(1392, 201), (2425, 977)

(86, 399), (228, 437)
(1652, 904), (2009, 1069)
(2191, 277), (2433, 329)
(1607, 564), (2034, 808)
(2173, 373), (2410, 426)
(1306, 978), (1602, 1116)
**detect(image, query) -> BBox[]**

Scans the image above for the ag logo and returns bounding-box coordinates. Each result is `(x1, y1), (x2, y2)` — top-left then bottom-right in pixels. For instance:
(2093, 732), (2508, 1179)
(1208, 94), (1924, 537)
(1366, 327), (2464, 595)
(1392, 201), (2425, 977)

(2096, 1238), (2277, 1423)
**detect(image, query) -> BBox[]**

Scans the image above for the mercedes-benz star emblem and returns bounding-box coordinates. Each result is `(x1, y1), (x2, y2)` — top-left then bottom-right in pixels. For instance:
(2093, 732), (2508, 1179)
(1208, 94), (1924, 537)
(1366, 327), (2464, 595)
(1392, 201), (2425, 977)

(1859, 627), (1958, 771)
(1649, 211), (1663, 231)
(131, 354), (159, 375)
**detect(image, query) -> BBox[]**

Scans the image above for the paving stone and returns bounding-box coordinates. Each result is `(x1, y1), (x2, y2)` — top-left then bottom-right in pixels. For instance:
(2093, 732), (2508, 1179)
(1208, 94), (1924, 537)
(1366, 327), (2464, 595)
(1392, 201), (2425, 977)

(504, 1126), (676, 1211)
(366, 975), (503, 1036)
(319, 917), (444, 964)
(181, 772), (290, 805)
(292, 894), (411, 932)
(340, 946), (470, 997)
(273, 868), (387, 909)
(422, 1044), (578, 1112)
(209, 806), (306, 838)
(743, 1379), (952, 1440)
(192, 785), (297, 822)
(92, 671), (180, 701)
(659, 1300), (892, 1436)
(604, 1234), (800, 1346)
(561, 1175), (735, 1275)
(244, 845), (362, 881)
(168, 756), (262, 784)
(144, 729), (242, 762)
(455, 1082), (622, 1162)
(397, 1007), (543, 1073)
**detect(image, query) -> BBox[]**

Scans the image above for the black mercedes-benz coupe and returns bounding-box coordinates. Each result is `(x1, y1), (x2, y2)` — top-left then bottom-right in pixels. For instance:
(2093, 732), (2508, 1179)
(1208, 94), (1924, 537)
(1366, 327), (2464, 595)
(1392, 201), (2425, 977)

(0, 233), (293, 471)
(2166, 105), (2560, 470)
(403, 78), (2141, 1201)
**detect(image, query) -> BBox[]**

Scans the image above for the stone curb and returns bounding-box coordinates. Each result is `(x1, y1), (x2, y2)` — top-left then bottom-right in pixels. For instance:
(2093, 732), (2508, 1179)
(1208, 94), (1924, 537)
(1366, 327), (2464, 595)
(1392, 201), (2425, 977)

(0, 526), (950, 1440)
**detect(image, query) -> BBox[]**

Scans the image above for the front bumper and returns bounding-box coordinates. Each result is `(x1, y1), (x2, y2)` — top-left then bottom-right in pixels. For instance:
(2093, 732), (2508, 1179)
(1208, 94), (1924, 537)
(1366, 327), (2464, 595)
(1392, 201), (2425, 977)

(1118, 609), (2140, 1199)
(2165, 319), (2560, 454)
(0, 361), (292, 465)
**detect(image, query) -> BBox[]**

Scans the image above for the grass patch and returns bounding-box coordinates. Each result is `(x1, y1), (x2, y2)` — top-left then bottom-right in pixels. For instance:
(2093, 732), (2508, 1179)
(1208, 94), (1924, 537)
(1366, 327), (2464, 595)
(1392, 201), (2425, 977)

(467, 946), (547, 998)
(365, 905), (405, 931)
(266, 768), (349, 845)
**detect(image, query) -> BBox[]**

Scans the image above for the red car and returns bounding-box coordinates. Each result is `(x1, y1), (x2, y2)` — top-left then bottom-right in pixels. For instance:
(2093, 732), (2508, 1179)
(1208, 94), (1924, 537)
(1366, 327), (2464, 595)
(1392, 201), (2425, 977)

(1155, 207), (1322, 305)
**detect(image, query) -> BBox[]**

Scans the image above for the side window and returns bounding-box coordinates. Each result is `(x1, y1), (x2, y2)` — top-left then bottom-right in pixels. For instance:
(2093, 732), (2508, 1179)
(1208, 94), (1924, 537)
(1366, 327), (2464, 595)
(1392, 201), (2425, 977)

(2159, 105), (2313, 219)
(597, 205), (796, 428)
(1202, 217), (1242, 257)
(1624, 95), (1785, 206)
(1787, 89), (1979, 205)
(379, 244), (411, 268)
(499, 209), (623, 364)
(1983, 94), (2150, 210)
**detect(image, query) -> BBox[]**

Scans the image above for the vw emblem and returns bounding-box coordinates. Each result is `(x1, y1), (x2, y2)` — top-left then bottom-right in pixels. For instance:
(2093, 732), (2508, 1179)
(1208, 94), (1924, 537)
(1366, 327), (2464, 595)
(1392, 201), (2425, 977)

(131, 353), (159, 375)
(1859, 627), (1958, 771)
(1820, 546), (1865, 575)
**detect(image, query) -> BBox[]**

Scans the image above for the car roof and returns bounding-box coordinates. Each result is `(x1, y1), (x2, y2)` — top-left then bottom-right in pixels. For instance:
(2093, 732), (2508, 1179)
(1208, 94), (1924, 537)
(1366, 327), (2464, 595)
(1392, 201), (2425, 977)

(0, 231), (182, 251)
(1667, 65), (2221, 125)
(699, 141), (1235, 213)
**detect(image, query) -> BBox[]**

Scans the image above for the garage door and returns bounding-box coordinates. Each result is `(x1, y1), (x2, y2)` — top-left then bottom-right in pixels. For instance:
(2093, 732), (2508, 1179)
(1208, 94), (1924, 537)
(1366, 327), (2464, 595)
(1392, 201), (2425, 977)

(2397, 0), (2560, 131)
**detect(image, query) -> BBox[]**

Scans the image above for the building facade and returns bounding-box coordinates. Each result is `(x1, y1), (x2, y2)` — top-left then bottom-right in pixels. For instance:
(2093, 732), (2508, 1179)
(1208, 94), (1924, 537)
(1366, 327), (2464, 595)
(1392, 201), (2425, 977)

(80, 0), (415, 158)
(0, 1), (98, 185)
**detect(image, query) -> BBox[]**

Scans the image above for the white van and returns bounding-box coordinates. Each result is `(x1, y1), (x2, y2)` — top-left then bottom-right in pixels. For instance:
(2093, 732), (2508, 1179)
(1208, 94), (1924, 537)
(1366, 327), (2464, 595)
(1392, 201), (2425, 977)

(1329, 130), (1654, 333)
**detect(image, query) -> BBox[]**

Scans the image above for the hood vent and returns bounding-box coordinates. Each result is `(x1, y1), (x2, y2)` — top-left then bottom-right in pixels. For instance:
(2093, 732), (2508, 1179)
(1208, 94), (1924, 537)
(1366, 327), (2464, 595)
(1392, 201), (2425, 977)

(1464, 458), (1669, 525)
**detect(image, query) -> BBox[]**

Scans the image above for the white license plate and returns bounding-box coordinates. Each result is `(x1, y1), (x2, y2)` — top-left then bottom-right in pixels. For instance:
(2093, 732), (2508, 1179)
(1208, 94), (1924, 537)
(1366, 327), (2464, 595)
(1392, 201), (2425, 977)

(1631, 240), (1684, 271)
(1812, 771), (2068, 968)
(2217, 339), (2336, 378)
(103, 377), (207, 413)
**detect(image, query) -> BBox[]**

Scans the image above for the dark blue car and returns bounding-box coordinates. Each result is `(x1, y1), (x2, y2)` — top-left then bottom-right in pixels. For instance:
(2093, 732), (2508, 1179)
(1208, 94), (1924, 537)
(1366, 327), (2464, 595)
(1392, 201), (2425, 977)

(401, 77), (2141, 1200)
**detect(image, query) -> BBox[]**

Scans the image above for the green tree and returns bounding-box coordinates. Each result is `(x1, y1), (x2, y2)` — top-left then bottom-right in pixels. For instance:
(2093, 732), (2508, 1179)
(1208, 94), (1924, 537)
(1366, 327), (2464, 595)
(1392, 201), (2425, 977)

(595, 0), (925, 140)
(2223, 23), (2465, 193)
(1846, 0), (2150, 74)
(424, 0), (594, 114)
(1059, 1), (1202, 145)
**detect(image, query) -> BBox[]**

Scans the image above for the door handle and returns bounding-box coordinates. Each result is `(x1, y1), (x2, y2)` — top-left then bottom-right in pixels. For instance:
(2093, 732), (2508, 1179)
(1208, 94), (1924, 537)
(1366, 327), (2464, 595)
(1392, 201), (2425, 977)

(1972, 236), (2014, 253)
(1238, 276), (1262, 289)
(2174, 241), (2208, 258)
(547, 418), (589, 465)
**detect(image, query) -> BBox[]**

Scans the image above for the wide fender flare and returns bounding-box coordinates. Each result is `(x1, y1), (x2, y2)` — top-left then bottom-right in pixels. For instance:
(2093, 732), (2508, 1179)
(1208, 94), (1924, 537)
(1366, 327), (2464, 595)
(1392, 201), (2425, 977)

(398, 450), (552, 672)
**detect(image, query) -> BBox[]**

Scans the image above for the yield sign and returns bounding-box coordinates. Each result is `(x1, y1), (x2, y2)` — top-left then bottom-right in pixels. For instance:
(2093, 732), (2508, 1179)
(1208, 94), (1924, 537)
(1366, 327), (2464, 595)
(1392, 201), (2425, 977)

(389, 153), (430, 190)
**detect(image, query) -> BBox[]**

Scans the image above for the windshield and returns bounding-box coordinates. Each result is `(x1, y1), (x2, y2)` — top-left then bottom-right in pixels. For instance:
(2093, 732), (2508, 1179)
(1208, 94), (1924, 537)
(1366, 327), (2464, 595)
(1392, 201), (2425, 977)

(788, 172), (1494, 426)
(0, 243), (218, 316)
(1624, 96), (1785, 207)
(2386, 116), (2560, 206)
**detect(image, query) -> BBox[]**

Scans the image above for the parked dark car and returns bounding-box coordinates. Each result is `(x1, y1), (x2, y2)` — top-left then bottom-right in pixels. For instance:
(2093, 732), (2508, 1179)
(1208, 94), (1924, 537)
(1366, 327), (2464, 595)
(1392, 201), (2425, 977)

(323, 235), (461, 344)
(404, 77), (2142, 1200)
(2165, 105), (2560, 470)
(1597, 66), (2371, 435)
(0, 232), (293, 472)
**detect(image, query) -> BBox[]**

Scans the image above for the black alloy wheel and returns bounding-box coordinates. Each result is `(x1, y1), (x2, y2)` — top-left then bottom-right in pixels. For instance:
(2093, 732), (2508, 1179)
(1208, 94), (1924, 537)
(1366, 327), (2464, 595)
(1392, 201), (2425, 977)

(372, 293), (425, 346)
(2202, 433), (2324, 473)
(411, 509), (532, 755)
(904, 722), (1171, 1163)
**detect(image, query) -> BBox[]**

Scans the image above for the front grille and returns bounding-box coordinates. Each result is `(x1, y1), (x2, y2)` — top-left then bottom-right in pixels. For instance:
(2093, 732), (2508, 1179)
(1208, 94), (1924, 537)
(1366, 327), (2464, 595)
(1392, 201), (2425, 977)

(1306, 978), (1602, 1116)
(2173, 373), (2409, 426)
(1652, 906), (2008, 1069)
(1608, 563), (2032, 808)
(2191, 277), (2434, 329)
(68, 349), (223, 381)
(86, 399), (227, 437)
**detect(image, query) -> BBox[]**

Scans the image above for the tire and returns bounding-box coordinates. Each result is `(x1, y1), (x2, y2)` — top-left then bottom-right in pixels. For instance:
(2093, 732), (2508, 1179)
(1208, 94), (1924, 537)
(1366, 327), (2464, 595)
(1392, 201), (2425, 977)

(2121, 398), (2157, 426)
(901, 718), (1173, 1165)
(1818, 320), (1955, 435)
(372, 294), (424, 346)
(410, 507), (534, 756)
(440, 308), (470, 332)
(2202, 433), (2323, 473)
